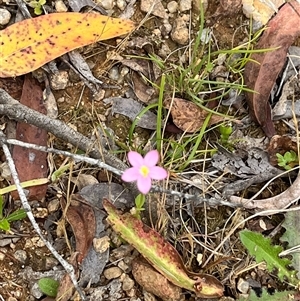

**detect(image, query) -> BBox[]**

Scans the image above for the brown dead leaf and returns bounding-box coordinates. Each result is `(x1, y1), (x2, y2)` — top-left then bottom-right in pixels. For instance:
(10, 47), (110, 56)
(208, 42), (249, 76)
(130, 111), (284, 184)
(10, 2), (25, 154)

(56, 252), (79, 301)
(164, 98), (223, 133)
(61, 194), (96, 264)
(244, 1), (300, 137)
(11, 75), (48, 200)
(131, 71), (156, 103)
(132, 256), (182, 301)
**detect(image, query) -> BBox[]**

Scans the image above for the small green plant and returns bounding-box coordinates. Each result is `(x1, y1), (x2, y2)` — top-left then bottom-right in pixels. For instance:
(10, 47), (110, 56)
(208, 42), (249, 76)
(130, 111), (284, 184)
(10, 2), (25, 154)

(219, 123), (233, 145)
(38, 278), (59, 297)
(0, 195), (26, 232)
(276, 150), (298, 170)
(240, 229), (297, 285)
(28, 0), (46, 15)
(131, 193), (146, 219)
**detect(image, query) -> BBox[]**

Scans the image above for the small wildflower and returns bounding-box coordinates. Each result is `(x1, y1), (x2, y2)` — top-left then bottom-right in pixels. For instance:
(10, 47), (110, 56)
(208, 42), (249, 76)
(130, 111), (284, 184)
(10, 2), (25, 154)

(121, 150), (168, 194)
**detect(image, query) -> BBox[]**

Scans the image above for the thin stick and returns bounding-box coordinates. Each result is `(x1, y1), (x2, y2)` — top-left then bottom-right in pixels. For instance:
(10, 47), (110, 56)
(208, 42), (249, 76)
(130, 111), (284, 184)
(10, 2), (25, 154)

(0, 131), (86, 300)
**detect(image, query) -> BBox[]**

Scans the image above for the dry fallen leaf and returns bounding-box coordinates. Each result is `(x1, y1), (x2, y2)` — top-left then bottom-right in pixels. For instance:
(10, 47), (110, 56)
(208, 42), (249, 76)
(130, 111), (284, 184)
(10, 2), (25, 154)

(244, 1), (300, 137)
(56, 252), (79, 301)
(132, 256), (182, 301)
(164, 98), (223, 133)
(103, 199), (224, 298)
(11, 75), (48, 201)
(0, 12), (135, 77)
(61, 195), (96, 264)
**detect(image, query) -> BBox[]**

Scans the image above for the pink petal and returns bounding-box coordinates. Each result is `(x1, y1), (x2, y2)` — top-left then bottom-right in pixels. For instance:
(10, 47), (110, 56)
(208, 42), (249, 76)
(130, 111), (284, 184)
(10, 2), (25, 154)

(128, 151), (144, 167)
(121, 167), (140, 182)
(149, 166), (168, 180)
(144, 150), (159, 167)
(137, 176), (152, 194)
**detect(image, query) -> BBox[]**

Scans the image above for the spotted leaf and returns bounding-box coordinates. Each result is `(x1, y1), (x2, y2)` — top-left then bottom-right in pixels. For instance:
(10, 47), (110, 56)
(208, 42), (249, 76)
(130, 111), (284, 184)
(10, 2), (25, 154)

(0, 12), (135, 77)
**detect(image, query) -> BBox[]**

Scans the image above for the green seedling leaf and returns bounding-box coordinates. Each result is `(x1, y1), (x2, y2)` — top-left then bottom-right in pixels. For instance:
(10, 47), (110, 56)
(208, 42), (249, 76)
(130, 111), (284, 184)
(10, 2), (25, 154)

(240, 230), (297, 284)
(276, 151), (298, 170)
(238, 288), (298, 301)
(38, 278), (59, 297)
(7, 209), (27, 222)
(103, 199), (223, 298)
(0, 218), (10, 231)
(51, 164), (71, 182)
(0, 12), (135, 77)
(134, 194), (145, 210)
(34, 6), (43, 15)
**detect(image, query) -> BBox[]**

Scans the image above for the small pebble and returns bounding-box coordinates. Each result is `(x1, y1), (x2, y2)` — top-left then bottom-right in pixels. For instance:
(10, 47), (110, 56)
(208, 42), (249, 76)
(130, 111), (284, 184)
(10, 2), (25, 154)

(140, 0), (168, 19)
(50, 71), (69, 90)
(33, 207), (48, 218)
(160, 22), (172, 37)
(122, 274), (135, 291)
(0, 8), (11, 25)
(93, 236), (110, 253)
(55, 0), (68, 12)
(179, 0), (192, 12)
(170, 17), (189, 45)
(31, 282), (43, 299)
(237, 278), (250, 294)
(116, 0), (126, 10)
(47, 199), (60, 213)
(14, 250), (27, 264)
(99, 0), (114, 10)
(108, 66), (121, 81)
(118, 260), (130, 272)
(44, 257), (58, 270)
(167, 1), (178, 13)
(103, 267), (122, 280)
(158, 43), (171, 58)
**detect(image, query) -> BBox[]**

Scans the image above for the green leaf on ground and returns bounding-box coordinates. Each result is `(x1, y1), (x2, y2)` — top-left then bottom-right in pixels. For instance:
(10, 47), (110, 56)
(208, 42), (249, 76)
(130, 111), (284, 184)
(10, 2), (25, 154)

(240, 230), (297, 284)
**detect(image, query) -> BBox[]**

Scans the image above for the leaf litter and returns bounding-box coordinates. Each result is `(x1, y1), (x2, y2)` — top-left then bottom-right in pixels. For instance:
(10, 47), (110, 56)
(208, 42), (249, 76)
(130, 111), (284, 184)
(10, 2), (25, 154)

(0, 12), (135, 77)
(2, 0), (300, 300)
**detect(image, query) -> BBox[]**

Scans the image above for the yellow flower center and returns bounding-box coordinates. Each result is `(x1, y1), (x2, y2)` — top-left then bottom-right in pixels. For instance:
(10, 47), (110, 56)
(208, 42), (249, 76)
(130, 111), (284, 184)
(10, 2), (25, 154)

(139, 165), (149, 177)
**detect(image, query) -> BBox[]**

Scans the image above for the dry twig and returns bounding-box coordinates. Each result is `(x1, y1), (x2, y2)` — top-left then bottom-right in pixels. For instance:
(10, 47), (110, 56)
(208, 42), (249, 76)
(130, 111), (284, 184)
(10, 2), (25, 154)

(0, 131), (86, 300)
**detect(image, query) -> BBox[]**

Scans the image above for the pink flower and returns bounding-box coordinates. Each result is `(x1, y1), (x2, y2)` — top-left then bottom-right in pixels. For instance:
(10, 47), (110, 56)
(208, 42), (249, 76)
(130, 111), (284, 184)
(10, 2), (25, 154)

(121, 150), (168, 194)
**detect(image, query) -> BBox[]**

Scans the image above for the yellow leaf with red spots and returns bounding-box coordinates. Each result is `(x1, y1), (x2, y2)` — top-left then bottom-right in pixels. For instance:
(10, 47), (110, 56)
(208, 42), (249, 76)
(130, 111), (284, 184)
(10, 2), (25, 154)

(0, 12), (135, 77)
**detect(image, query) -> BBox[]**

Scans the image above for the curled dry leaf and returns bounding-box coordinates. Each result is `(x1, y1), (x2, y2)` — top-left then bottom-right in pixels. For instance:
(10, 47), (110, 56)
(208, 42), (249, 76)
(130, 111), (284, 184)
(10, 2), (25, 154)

(244, 1), (300, 137)
(0, 12), (135, 77)
(56, 252), (79, 301)
(164, 98), (223, 133)
(132, 256), (182, 301)
(103, 199), (223, 298)
(11, 75), (48, 201)
(61, 195), (96, 264)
